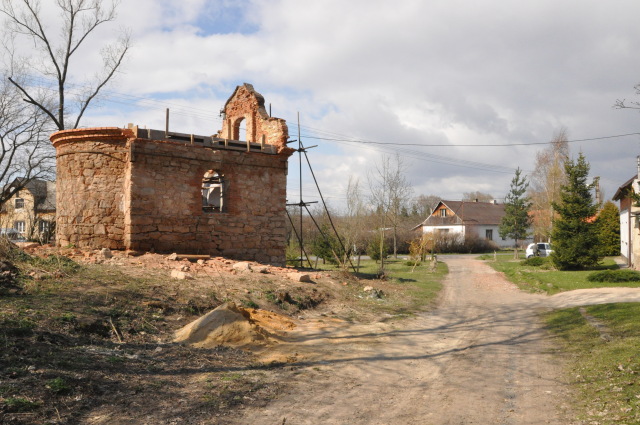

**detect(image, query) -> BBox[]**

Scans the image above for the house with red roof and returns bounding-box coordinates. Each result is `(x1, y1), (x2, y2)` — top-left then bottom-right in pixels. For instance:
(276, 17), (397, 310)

(413, 199), (533, 249)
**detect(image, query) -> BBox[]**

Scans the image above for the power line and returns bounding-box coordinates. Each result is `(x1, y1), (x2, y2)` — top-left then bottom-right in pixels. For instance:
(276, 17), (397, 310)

(293, 130), (640, 148)
(20, 76), (637, 177)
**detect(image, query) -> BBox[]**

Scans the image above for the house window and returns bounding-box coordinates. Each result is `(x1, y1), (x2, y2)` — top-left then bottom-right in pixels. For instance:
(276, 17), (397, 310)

(486, 229), (493, 240)
(14, 221), (25, 234)
(39, 220), (50, 233)
(15, 198), (24, 209)
(202, 170), (225, 213)
(436, 228), (449, 235)
(440, 209), (447, 217)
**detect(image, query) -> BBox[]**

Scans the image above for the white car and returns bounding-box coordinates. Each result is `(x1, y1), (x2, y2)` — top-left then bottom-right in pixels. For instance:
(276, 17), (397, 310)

(526, 243), (553, 259)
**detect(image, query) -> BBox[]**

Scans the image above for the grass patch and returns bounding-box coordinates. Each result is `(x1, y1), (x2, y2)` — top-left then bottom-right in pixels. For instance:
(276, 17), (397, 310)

(2, 397), (40, 412)
(316, 258), (447, 317)
(544, 304), (640, 424)
(483, 255), (625, 294)
(587, 269), (640, 283)
(45, 377), (71, 395)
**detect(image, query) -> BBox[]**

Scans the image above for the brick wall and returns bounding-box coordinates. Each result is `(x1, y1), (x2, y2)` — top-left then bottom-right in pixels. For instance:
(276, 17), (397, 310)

(126, 138), (290, 264)
(50, 85), (293, 264)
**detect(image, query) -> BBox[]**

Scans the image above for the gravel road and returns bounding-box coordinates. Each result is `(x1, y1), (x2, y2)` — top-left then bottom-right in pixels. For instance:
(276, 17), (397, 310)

(238, 256), (640, 424)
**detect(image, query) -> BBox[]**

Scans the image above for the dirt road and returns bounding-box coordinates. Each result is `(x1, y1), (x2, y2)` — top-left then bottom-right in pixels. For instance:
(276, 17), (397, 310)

(237, 256), (593, 424)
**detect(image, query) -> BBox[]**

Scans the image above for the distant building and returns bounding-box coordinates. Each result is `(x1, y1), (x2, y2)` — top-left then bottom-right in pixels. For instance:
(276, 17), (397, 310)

(612, 160), (640, 268)
(0, 178), (56, 241)
(413, 199), (532, 248)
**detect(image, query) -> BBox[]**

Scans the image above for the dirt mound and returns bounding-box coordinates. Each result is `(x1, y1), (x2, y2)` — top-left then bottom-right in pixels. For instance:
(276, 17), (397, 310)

(245, 308), (296, 334)
(173, 302), (295, 348)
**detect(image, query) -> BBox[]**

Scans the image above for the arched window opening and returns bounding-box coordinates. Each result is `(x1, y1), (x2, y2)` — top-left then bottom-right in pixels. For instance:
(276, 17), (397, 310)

(202, 170), (225, 213)
(232, 117), (245, 141)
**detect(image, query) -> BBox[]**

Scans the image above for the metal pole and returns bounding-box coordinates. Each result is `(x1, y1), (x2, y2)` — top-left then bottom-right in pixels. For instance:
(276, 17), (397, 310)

(165, 108), (169, 137)
(298, 112), (303, 268)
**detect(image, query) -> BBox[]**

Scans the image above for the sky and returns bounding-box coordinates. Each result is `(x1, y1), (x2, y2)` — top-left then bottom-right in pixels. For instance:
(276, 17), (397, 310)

(28, 0), (640, 212)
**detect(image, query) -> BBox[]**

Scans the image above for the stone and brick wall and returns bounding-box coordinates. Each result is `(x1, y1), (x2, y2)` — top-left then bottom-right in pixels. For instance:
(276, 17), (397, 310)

(217, 84), (289, 148)
(51, 128), (131, 250)
(50, 85), (294, 264)
(125, 138), (290, 263)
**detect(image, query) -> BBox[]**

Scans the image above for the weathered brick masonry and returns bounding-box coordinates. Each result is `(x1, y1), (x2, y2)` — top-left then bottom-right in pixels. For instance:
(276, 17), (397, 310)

(50, 84), (294, 264)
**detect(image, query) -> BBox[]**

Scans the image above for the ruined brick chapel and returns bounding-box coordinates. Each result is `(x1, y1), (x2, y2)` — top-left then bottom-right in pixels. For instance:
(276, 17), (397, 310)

(50, 84), (295, 265)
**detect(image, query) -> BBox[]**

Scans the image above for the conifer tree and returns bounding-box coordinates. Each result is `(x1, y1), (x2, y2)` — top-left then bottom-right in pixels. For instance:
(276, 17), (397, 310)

(595, 201), (620, 256)
(499, 168), (532, 252)
(550, 153), (600, 270)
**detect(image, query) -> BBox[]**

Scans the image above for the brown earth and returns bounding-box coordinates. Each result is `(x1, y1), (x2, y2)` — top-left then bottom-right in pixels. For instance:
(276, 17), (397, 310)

(4, 248), (640, 424)
(0, 247), (423, 424)
(235, 256), (640, 424)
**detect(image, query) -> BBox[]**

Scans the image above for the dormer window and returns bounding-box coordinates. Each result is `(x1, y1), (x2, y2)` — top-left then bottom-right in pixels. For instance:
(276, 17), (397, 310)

(440, 208), (447, 217)
(202, 170), (225, 213)
(15, 198), (24, 209)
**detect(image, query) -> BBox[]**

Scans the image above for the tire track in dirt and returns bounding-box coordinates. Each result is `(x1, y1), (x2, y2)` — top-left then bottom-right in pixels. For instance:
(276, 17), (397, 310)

(237, 256), (638, 424)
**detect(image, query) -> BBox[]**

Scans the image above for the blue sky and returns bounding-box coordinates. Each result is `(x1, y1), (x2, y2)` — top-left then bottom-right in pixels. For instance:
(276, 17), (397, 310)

(70, 0), (640, 211)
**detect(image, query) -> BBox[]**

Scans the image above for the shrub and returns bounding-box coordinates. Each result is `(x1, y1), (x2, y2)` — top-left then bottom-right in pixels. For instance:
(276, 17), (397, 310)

(521, 257), (546, 267)
(427, 232), (498, 254)
(587, 269), (640, 283)
(367, 237), (389, 262)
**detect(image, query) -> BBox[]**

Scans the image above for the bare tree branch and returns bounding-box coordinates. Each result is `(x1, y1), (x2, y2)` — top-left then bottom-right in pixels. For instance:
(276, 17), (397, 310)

(0, 74), (54, 208)
(1, 0), (129, 130)
(614, 84), (640, 110)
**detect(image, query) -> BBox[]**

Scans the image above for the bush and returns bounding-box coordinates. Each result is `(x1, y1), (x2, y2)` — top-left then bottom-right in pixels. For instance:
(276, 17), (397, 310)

(587, 269), (640, 283)
(521, 257), (546, 267)
(367, 237), (389, 262)
(427, 233), (498, 254)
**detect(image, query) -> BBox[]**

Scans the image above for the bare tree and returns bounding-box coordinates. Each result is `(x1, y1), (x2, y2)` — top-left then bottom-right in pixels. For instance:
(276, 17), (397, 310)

(368, 154), (413, 262)
(462, 191), (494, 202)
(614, 83), (640, 111)
(341, 175), (368, 268)
(1, 0), (130, 130)
(0, 74), (53, 207)
(411, 194), (440, 217)
(528, 128), (569, 242)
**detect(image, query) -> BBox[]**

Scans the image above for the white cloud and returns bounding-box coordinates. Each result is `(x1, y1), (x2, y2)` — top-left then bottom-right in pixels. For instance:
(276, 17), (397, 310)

(63, 0), (640, 208)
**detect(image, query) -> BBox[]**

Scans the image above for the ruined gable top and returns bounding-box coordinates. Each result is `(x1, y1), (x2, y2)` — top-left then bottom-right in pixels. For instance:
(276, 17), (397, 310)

(218, 83), (289, 148)
(223, 83), (265, 112)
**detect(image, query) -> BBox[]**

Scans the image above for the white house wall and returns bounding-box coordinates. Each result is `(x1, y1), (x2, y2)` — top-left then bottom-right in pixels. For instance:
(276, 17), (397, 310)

(470, 224), (530, 248)
(620, 208), (630, 261)
(422, 224), (531, 248)
(421, 225), (465, 235)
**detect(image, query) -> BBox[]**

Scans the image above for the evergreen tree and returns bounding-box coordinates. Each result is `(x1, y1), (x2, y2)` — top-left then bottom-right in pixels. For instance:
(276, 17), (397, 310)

(310, 225), (345, 265)
(499, 167), (532, 249)
(550, 153), (600, 270)
(595, 201), (620, 256)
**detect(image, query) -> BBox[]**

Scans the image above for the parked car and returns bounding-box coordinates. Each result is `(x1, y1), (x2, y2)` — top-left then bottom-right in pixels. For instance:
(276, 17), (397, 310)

(526, 243), (553, 258)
